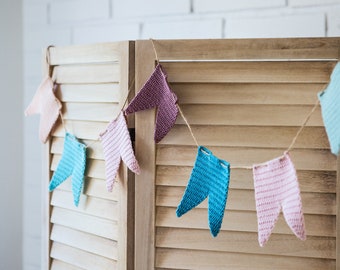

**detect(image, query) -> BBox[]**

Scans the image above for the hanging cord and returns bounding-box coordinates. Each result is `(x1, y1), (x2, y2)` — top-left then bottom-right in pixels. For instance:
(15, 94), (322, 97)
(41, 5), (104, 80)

(177, 104), (199, 147)
(150, 38), (160, 64)
(285, 98), (320, 153)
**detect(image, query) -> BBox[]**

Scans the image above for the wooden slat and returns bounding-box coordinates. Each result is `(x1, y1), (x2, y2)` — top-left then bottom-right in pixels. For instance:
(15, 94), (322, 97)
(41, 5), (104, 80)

(54, 63), (120, 84)
(51, 189), (118, 220)
(162, 125), (329, 149)
(51, 242), (117, 270)
(49, 43), (121, 65)
(53, 120), (109, 140)
(63, 102), (120, 122)
(51, 154), (106, 179)
(51, 224), (117, 260)
(156, 146), (337, 171)
(156, 166), (337, 193)
(51, 137), (103, 160)
(176, 104), (323, 126)
(151, 38), (340, 60)
(50, 207), (118, 240)
(51, 259), (85, 270)
(162, 61), (335, 83)
(56, 83), (121, 103)
(156, 186), (336, 215)
(172, 83), (325, 105)
(156, 227), (336, 259)
(156, 207), (336, 237)
(155, 248), (335, 270)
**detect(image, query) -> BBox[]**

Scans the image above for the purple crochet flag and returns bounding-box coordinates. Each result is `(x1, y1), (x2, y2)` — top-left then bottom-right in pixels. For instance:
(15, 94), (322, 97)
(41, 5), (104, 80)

(124, 64), (178, 143)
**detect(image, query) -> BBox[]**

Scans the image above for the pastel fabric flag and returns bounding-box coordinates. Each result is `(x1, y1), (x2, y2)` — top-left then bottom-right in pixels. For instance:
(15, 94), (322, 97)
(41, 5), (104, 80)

(253, 152), (306, 247)
(318, 62), (340, 155)
(25, 76), (62, 143)
(176, 146), (230, 237)
(100, 112), (140, 192)
(124, 64), (178, 143)
(49, 133), (87, 206)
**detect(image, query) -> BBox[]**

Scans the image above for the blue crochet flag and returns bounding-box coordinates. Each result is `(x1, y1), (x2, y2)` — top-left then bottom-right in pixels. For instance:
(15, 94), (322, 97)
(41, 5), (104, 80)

(318, 62), (340, 155)
(49, 133), (87, 206)
(176, 146), (230, 237)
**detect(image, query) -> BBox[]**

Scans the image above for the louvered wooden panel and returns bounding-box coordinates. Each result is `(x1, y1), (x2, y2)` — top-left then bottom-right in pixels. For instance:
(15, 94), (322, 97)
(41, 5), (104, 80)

(42, 42), (135, 270)
(134, 38), (340, 270)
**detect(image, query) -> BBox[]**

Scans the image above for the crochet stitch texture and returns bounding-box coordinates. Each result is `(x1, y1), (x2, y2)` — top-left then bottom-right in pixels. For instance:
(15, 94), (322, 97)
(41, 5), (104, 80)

(100, 112), (140, 192)
(25, 76), (62, 143)
(318, 62), (340, 155)
(124, 64), (178, 143)
(253, 152), (306, 247)
(49, 132), (87, 206)
(176, 146), (230, 237)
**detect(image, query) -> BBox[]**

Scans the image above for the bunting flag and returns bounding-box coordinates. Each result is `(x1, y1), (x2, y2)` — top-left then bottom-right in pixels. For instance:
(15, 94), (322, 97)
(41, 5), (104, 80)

(49, 133), (87, 206)
(100, 112), (140, 192)
(253, 152), (306, 247)
(318, 62), (340, 155)
(124, 64), (178, 143)
(176, 146), (230, 237)
(25, 76), (62, 143)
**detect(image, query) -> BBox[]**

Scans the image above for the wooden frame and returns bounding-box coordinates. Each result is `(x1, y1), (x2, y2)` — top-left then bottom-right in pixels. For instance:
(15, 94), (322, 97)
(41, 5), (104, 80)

(40, 38), (340, 270)
(134, 38), (340, 270)
(42, 41), (135, 270)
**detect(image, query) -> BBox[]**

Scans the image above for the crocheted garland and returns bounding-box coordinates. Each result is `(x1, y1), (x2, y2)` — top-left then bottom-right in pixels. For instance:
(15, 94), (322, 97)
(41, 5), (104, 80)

(176, 146), (230, 237)
(100, 112), (140, 192)
(253, 152), (306, 246)
(319, 62), (340, 155)
(25, 76), (62, 143)
(125, 63), (179, 143)
(49, 132), (87, 206)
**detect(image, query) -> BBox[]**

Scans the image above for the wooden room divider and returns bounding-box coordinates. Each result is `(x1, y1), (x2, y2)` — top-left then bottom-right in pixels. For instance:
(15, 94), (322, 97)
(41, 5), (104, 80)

(41, 38), (340, 270)
(134, 38), (340, 270)
(42, 41), (135, 270)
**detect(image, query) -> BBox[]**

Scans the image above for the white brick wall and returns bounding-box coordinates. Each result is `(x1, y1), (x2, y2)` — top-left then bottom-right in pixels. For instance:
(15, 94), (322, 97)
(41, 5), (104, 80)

(22, 0), (340, 269)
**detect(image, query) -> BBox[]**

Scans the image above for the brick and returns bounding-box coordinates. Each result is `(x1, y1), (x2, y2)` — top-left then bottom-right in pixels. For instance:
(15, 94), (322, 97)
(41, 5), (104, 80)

(142, 18), (223, 39)
(24, 26), (72, 52)
(23, 3), (48, 25)
(289, 0), (340, 7)
(24, 52), (42, 80)
(225, 13), (325, 38)
(50, 0), (110, 23)
(73, 23), (140, 44)
(194, 0), (286, 13)
(113, 0), (190, 18)
(327, 7), (340, 36)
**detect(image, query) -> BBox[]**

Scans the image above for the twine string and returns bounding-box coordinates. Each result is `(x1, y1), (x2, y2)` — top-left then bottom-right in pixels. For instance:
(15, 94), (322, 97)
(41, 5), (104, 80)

(150, 38), (160, 64)
(286, 99), (320, 153)
(177, 104), (199, 147)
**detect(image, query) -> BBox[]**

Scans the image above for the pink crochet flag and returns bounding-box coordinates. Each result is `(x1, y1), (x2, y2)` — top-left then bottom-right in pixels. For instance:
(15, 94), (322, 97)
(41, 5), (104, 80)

(253, 152), (306, 247)
(124, 64), (178, 143)
(25, 76), (62, 143)
(100, 112), (140, 192)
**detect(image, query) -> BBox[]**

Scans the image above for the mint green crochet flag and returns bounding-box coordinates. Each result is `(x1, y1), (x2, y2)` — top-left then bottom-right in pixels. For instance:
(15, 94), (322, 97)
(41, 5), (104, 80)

(176, 146), (230, 237)
(319, 62), (340, 155)
(49, 133), (87, 206)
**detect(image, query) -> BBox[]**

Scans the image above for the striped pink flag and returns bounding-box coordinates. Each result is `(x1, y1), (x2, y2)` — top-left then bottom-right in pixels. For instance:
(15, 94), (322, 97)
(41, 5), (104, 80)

(100, 112), (140, 192)
(253, 152), (306, 246)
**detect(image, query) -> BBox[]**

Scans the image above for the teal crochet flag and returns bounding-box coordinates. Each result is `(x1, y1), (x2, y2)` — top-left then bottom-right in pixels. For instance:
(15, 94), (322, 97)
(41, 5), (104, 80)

(319, 62), (340, 155)
(49, 133), (87, 206)
(176, 146), (230, 237)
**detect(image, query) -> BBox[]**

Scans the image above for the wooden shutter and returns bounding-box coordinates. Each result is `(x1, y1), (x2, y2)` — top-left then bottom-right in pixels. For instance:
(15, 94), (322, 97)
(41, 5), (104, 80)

(134, 38), (340, 270)
(42, 41), (135, 270)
